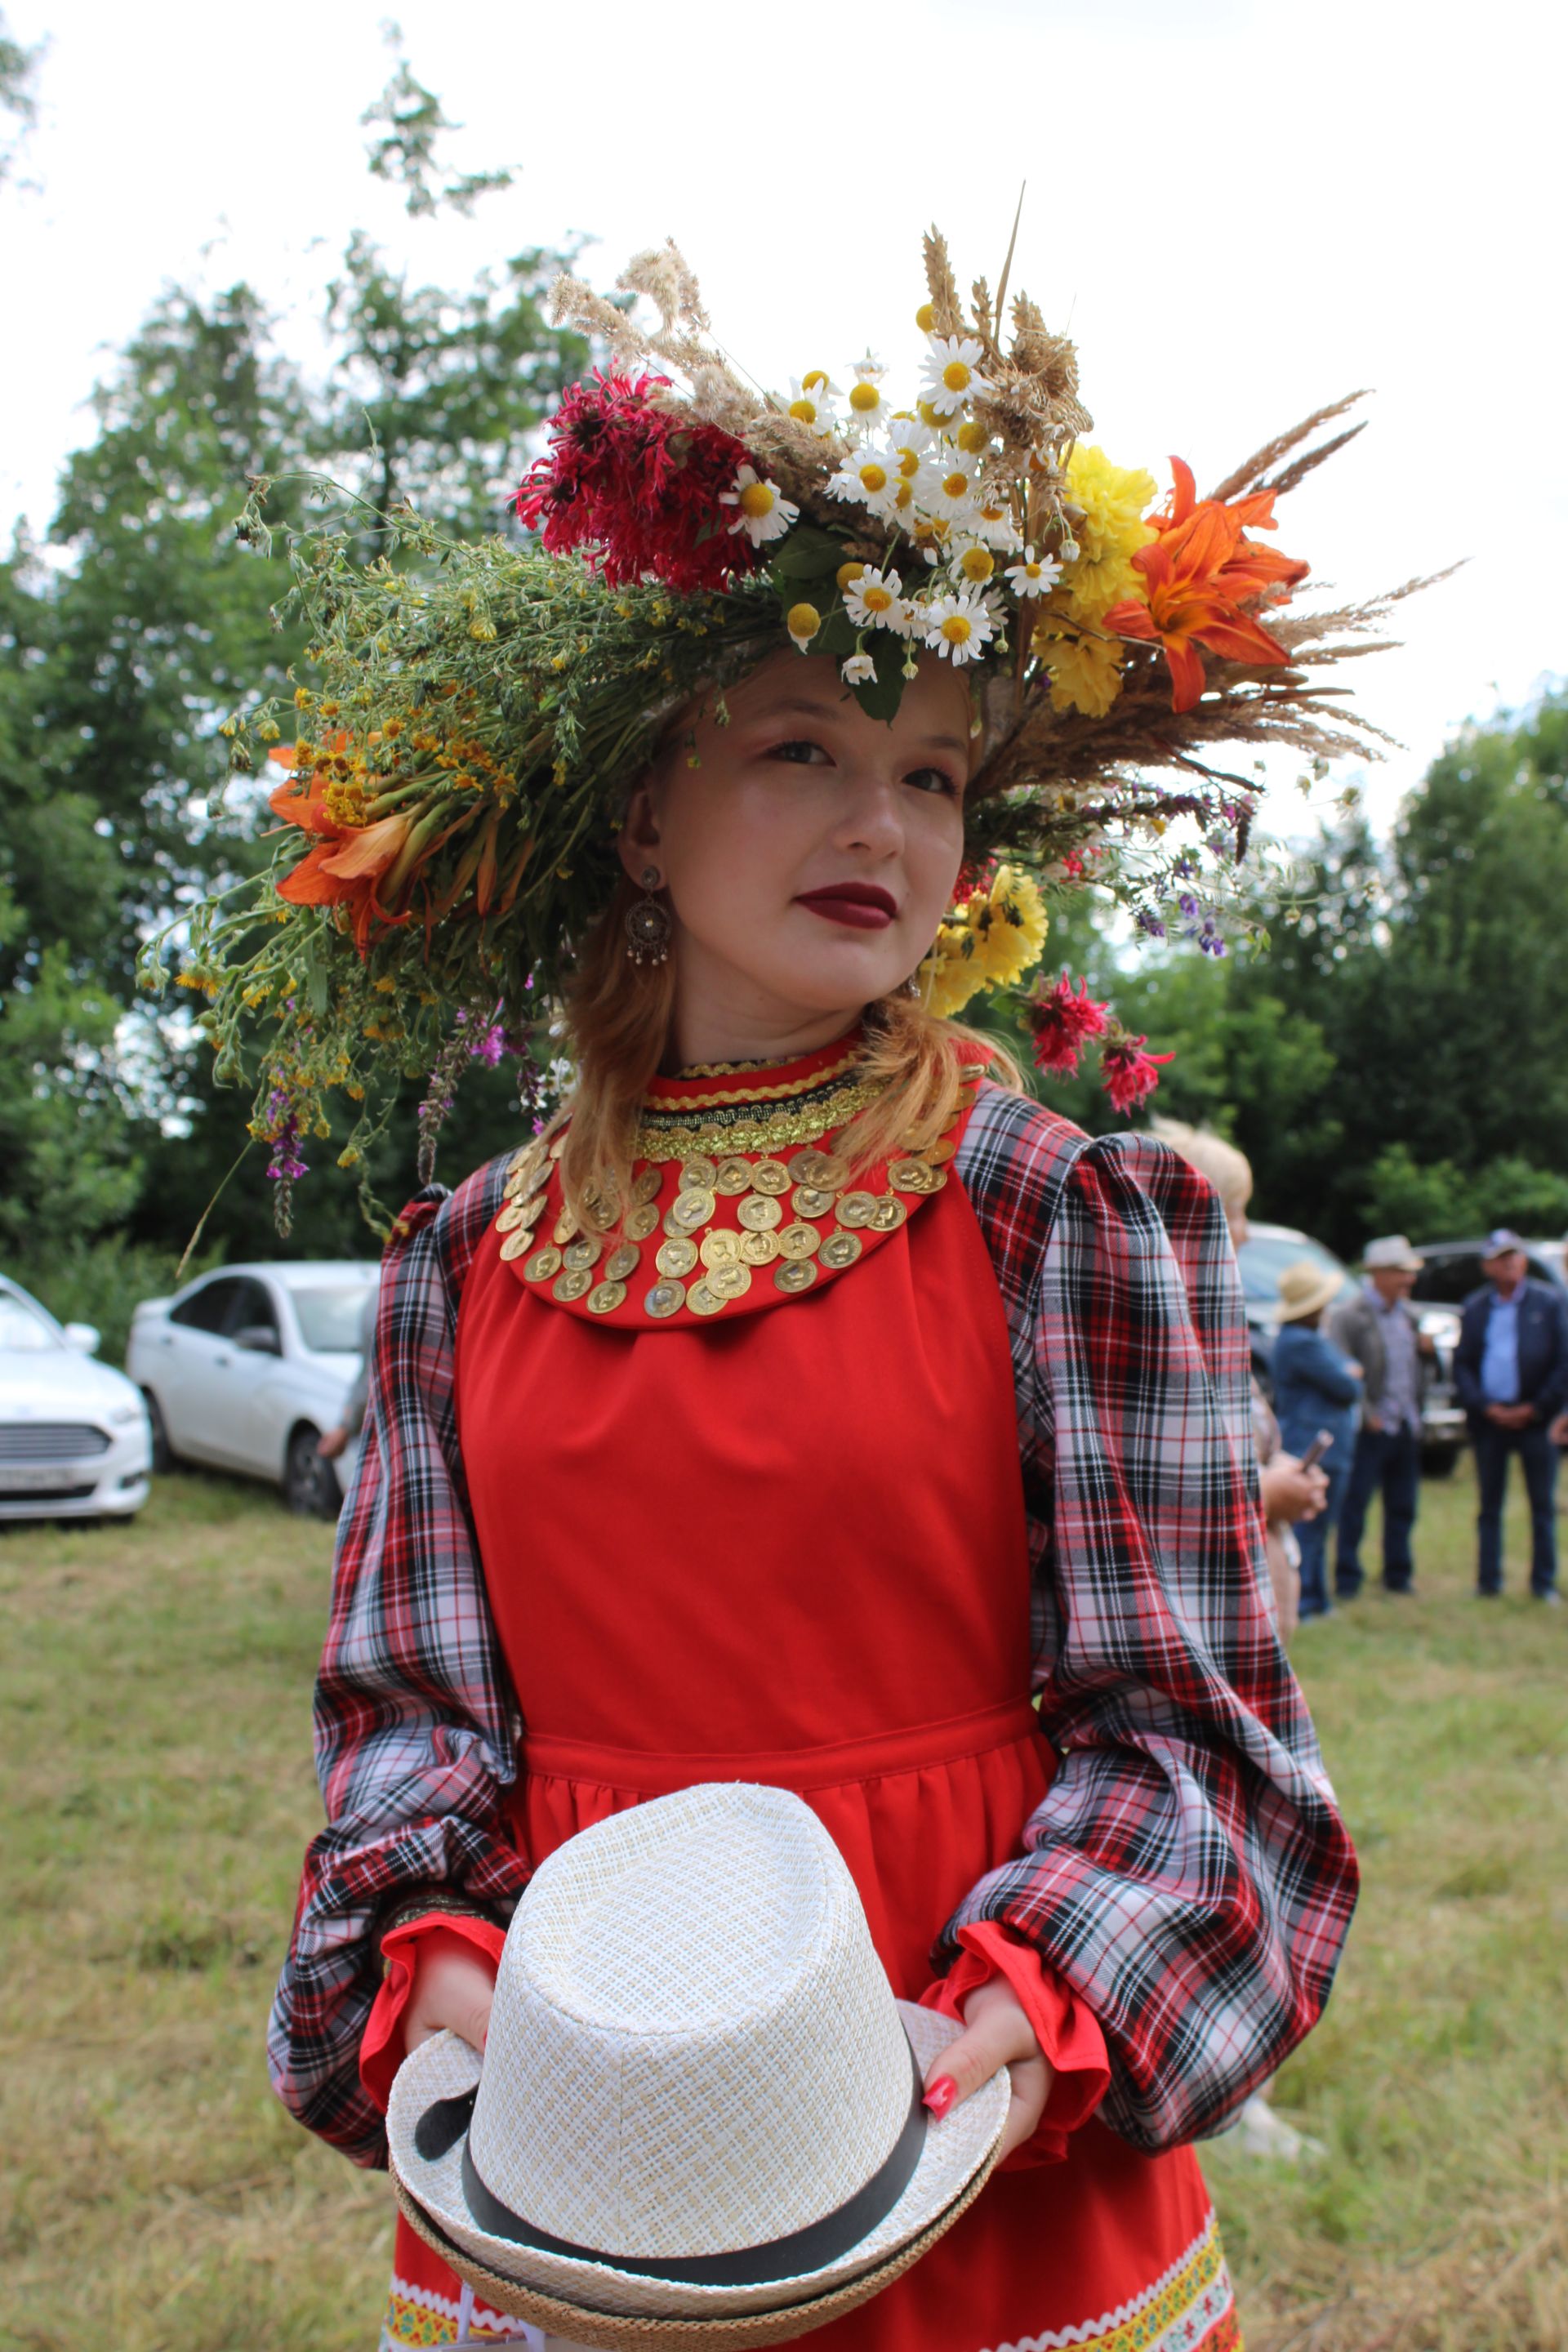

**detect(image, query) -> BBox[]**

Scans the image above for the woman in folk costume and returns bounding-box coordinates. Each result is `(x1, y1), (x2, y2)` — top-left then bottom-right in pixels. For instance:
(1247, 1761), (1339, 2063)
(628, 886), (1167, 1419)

(187, 234), (1421, 2349)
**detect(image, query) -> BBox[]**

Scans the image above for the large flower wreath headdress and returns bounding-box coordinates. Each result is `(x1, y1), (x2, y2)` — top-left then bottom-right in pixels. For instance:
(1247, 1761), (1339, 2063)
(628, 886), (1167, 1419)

(167, 230), (1430, 1229)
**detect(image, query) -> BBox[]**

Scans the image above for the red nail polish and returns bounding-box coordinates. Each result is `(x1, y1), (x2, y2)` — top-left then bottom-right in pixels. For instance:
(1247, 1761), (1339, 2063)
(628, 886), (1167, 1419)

(924, 2074), (957, 2118)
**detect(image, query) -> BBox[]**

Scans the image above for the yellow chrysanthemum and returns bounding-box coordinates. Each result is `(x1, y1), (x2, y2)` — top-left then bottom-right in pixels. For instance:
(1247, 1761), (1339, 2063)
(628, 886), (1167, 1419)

(1055, 443), (1157, 625)
(1036, 627), (1127, 719)
(920, 865), (1049, 1018)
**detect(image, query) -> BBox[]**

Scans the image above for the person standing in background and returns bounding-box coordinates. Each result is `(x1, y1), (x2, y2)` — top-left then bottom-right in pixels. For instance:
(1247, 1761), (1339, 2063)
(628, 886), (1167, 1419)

(1272, 1264), (1363, 1621)
(1330, 1236), (1430, 1599)
(1454, 1231), (1568, 1601)
(315, 1280), (381, 1466)
(1152, 1121), (1329, 1646)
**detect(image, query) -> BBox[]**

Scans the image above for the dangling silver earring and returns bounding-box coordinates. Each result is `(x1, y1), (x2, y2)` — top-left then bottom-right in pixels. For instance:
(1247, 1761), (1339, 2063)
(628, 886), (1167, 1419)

(624, 866), (672, 965)
(902, 971), (923, 999)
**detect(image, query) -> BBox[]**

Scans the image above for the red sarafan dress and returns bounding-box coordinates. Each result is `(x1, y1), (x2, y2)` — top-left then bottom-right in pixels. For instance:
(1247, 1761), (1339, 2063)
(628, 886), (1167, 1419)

(354, 1036), (1248, 2350)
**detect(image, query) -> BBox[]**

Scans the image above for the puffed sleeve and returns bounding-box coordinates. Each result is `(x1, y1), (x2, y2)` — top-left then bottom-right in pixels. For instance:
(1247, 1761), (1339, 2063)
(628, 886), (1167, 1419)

(266, 1163), (531, 2167)
(942, 1107), (1358, 2152)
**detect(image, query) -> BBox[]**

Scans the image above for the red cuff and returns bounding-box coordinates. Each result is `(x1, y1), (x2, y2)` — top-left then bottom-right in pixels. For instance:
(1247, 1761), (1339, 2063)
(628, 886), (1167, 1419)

(359, 1912), (505, 2115)
(919, 1922), (1110, 2167)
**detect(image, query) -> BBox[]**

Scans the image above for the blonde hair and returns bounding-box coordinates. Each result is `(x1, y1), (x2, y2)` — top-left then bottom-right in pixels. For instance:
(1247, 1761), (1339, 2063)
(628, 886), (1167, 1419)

(556, 880), (1023, 1222)
(1150, 1116), (1253, 1220)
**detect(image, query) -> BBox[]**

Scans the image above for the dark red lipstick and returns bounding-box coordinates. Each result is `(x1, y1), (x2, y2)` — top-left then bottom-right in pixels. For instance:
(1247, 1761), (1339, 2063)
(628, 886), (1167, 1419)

(793, 882), (898, 930)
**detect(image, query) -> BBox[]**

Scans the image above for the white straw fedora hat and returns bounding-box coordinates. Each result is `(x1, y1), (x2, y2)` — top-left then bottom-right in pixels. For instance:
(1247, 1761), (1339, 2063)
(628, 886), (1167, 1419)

(388, 1783), (1009, 2349)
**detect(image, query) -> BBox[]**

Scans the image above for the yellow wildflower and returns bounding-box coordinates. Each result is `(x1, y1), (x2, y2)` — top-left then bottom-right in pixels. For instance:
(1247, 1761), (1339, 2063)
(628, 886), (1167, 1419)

(920, 866), (1049, 1018)
(1056, 445), (1157, 624)
(337, 1147), (360, 1169)
(1036, 627), (1127, 719)
(323, 777), (367, 826)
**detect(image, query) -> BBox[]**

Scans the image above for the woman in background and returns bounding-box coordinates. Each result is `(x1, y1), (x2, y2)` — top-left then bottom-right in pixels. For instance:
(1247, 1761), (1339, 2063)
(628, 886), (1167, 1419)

(1152, 1123), (1327, 1642)
(1272, 1265), (1362, 1622)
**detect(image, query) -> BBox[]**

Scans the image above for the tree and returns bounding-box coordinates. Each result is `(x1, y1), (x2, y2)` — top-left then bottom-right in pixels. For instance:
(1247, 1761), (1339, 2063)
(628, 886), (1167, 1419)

(321, 39), (587, 539)
(0, 47), (590, 1307)
(0, 10), (38, 188)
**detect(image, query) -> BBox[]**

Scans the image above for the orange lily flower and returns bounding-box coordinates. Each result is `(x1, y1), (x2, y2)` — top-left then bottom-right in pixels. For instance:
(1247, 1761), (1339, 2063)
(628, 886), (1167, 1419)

(1102, 457), (1308, 713)
(266, 755), (412, 953)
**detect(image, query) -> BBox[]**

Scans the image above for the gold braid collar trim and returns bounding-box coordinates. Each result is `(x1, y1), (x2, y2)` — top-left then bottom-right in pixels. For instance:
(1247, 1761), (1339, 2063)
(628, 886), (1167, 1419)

(634, 1074), (890, 1162)
(649, 1044), (862, 1107)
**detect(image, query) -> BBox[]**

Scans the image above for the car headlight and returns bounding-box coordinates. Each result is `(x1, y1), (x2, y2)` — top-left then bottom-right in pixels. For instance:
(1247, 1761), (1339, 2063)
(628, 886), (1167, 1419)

(107, 1401), (145, 1426)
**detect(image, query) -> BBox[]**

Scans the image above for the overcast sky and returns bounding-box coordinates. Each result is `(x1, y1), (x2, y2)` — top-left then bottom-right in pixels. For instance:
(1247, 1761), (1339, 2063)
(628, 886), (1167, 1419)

(5, 0), (1563, 839)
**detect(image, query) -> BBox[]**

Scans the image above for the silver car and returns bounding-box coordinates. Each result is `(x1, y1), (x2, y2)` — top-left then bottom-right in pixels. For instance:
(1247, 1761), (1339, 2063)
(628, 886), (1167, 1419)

(127, 1261), (379, 1515)
(0, 1276), (152, 1522)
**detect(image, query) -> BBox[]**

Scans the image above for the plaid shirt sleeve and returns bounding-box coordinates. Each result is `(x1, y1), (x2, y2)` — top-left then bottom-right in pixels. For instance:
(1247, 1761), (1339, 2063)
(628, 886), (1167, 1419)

(946, 1082), (1359, 2152)
(266, 1154), (531, 2167)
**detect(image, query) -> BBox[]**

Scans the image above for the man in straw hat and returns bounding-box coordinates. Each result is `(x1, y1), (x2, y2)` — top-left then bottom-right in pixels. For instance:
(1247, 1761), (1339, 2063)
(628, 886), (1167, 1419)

(1330, 1236), (1431, 1600)
(1453, 1231), (1568, 1601)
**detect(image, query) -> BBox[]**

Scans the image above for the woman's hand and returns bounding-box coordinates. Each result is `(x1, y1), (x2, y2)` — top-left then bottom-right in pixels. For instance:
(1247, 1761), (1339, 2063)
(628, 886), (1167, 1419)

(1260, 1452), (1330, 1526)
(921, 1976), (1052, 2160)
(403, 1937), (497, 2057)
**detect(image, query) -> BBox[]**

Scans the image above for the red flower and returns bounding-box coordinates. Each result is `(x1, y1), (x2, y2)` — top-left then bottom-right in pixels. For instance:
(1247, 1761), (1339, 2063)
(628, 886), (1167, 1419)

(515, 371), (759, 595)
(1027, 971), (1110, 1076)
(1101, 1034), (1174, 1113)
(1102, 457), (1309, 715)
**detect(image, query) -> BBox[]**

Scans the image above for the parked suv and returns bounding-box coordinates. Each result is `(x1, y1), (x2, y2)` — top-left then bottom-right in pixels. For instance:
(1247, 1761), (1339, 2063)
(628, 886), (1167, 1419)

(1238, 1222), (1465, 1472)
(127, 1262), (378, 1515)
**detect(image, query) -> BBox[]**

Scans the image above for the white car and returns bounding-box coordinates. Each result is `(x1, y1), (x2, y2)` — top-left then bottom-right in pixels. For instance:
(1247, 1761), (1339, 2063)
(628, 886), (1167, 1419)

(0, 1276), (152, 1521)
(127, 1261), (380, 1515)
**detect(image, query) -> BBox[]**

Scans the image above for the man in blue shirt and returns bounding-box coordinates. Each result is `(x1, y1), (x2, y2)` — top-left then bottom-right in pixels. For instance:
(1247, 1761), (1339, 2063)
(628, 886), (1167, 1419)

(1453, 1231), (1568, 1601)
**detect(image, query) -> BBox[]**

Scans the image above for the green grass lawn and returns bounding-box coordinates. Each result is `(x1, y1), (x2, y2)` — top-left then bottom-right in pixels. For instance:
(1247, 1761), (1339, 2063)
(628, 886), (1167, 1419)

(1, 1462), (1565, 2350)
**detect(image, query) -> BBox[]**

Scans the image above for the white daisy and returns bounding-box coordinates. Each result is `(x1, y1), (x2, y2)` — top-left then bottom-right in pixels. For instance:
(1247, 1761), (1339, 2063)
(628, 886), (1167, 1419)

(951, 541), (998, 590)
(929, 436), (983, 480)
(923, 590), (996, 666)
(785, 372), (839, 438)
(928, 461), (983, 523)
(786, 599), (823, 651)
(719, 464), (800, 546)
(885, 414), (936, 474)
(843, 358), (889, 435)
(841, 653), (877, 686)
(1005, 545), (1063, 598)
(844, 566), (908, 631)
(971, 500), (1026, 554)
(919, 333), (992, 417)
(826, 448), (899, 516)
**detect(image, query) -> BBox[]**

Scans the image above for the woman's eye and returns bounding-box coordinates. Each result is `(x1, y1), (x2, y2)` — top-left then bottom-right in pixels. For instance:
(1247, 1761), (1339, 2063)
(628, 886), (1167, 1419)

(769, 738), (831, 766)
(904, 765), (960, 797)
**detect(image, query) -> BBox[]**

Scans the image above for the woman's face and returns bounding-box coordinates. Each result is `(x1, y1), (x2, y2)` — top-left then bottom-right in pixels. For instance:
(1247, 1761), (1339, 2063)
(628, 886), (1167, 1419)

(620, 652), (971, 1036)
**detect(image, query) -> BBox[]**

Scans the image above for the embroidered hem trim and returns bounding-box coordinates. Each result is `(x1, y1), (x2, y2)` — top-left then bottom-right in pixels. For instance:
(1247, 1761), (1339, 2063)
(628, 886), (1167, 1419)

(377, 2211), (1238, 2350)
(981, 2212), (1237, 2352)
(381, 2274), (530, 2345)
